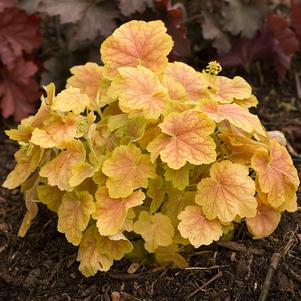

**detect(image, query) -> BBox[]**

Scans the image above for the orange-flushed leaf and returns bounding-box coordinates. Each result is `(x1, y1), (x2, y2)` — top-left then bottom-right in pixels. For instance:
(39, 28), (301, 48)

(199, 100), (266, 136)
(67, 62), (103, 101)
(147, 110), (216, 169)
(37, 184), (64, 212)
(3, 146), (43, 189)
(246, 202), (281, 239)
(147, 176), (167, 214)
(108, 65), (170, 119)
(100, 20), (173, 78)
(161, 189), (195, 226)
(30, 113), (88, 149)
(58, 191), (95, 246)
(208, 75), (252, 103)
(195, 160), (257, 222)
(161, 74), (187, 101)
(251, 139), (300, 208)
(164, 164), (190, 191)
(178, 206), (223, 247)
(219, 125), (267, 164)
(78, 225), (133, 276)
(102, 144), (156, 198)
(39, 141), (86, 191)
(92, 187), (145, 236)
(133, 211), (174, 252)
(52, 87), (90, 115)
(77, 225), (113, 276)
(18, 175), (40, 237)
(165, 62), (208, 101)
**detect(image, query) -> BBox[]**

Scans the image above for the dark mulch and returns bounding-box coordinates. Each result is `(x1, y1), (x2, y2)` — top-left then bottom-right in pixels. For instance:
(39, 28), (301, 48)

(0, 61), (301, 301)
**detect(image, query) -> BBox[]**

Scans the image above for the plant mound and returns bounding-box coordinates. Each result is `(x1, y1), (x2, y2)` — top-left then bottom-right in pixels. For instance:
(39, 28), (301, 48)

(3, 20), (300, 277)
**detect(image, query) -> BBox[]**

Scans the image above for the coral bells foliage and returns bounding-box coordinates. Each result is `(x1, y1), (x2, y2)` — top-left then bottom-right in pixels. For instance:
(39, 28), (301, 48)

(0, 2), (41, 120)
(3, 20), (300, 276)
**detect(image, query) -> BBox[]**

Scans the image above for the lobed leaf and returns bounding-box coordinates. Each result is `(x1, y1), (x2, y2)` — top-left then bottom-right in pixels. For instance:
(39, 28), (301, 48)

(133, 211), (174, 252)
(58, 190), (95, 246)
(147, 110), (216, 169)
(108, 65), (170, 119)
(178, 206), (223, 247)
(101, 20), (173, 78)
(196, 160), (257, 222)
(251, 139), (300, 208)
(102, 144), (156, 198)
(93, 187), (145, 236)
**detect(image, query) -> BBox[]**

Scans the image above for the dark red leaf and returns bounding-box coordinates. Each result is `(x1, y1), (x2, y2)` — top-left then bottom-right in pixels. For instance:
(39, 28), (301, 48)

(220, 12), (299, 82)
(154, 0), (191, 59)
(267, 12), (299, 81)
(0, 57), (41, 121)
(0, 0), (16, 13)
(0, 8), (41, 65)
(291, 0), (301, 40)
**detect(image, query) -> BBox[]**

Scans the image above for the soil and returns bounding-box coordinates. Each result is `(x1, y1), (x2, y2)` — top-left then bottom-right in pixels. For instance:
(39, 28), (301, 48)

(0, 61), (301, 301)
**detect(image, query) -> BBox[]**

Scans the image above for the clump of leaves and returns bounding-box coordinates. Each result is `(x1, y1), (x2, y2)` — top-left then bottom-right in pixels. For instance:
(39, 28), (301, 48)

(3, 20), (300, 277)
(0, 1), (41, 120)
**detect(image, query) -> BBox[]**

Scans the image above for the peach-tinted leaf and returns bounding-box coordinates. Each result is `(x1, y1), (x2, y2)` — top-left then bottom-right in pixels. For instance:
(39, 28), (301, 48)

(209, 75), (252, 103)
(92, 187), (145, 236)
(219, 125), (267, 164)
(161, 74), (187, 101)
(251, 139), (300, 208)
(108, 66), (169, 119)
(67, 62), (102, 101)
(166, 62), (208, 101)
(52, 87), (90, 114)
(196, 160), (257, 222)
(164, 164), (190, 191)
(39, 141), (86, 191)
(18, 175), (39, 237)
(101, 20), (173, 78)
(30, 113), (88, 149)
(199, 100), (266, 136)
(30, 128), (56, 148)
(58, 191), (95, 246)
(3, 146), (43, 189)
(37, 184), (64, 212)
(147, 110), (216, 169)
(246, 202), (281, 239)
(178, 206), (223, 247)
(102, 144), (156, 198)
(133, 211), (174, 252)
(77, 224), (113, 276)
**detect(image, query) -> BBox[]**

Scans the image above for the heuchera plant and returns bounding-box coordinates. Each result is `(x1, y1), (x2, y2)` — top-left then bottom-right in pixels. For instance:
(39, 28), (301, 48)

(3, 20), (300, 277)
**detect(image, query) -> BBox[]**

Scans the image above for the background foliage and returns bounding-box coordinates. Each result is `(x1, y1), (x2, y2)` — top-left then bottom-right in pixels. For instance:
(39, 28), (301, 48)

(1, 0), (301, 120)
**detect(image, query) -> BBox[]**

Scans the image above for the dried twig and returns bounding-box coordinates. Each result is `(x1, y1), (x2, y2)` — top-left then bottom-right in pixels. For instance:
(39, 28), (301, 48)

(258, 228), (298, 301)
(186, 271), (223, 299)
(216, 241), (265, 256)
(185, 264), (228, 271)
(294, 71), (301, 99)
